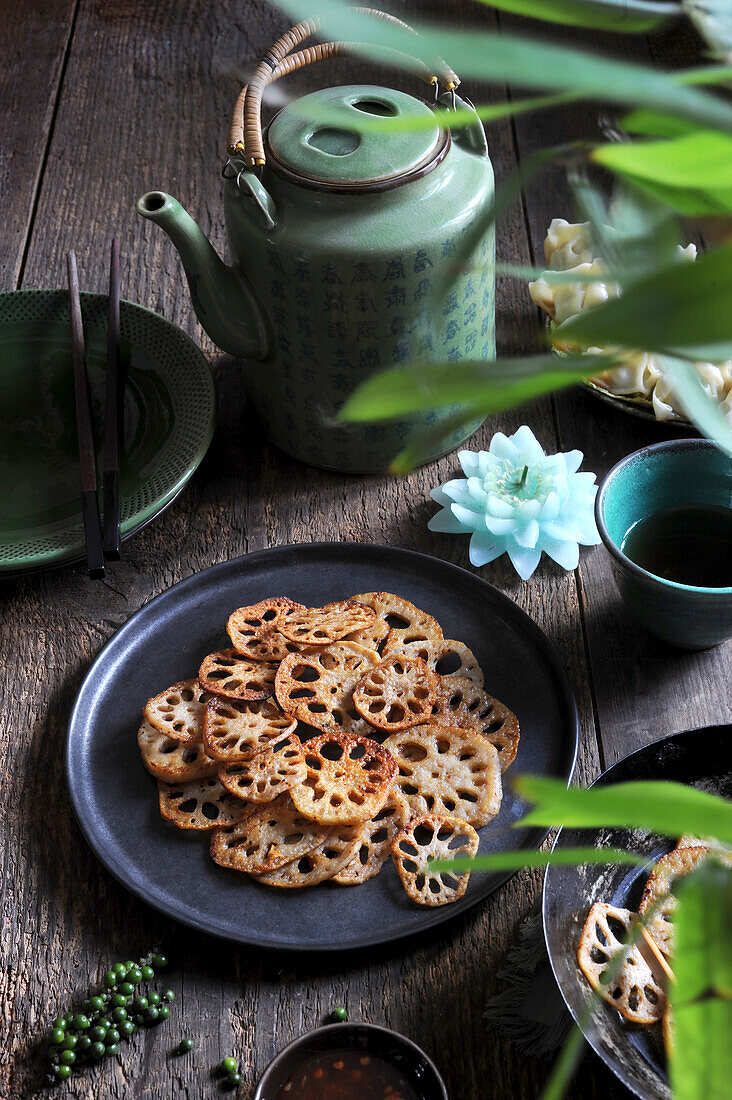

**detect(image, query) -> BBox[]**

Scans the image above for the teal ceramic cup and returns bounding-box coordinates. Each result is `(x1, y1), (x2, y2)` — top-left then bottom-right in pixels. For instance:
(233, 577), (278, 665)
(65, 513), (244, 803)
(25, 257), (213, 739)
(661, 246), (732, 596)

(595, 439), (732, 649)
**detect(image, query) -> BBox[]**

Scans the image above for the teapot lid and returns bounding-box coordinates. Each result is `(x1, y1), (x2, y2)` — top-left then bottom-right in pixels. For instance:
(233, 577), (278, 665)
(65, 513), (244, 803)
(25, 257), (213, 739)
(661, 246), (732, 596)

(265, 85), (449, 192)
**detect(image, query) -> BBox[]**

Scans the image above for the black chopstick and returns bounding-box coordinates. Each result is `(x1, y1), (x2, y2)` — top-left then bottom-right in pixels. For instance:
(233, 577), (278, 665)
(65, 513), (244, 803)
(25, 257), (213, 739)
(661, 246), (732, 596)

(67, 251), (105, 579)
(103, 238), (122, 560)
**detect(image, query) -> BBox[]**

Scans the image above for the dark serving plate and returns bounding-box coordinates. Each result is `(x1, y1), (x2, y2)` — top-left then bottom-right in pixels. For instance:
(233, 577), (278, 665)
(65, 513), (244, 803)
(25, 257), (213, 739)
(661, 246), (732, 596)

(543, 725), (732, 1100)
(67, 542), (578, 952)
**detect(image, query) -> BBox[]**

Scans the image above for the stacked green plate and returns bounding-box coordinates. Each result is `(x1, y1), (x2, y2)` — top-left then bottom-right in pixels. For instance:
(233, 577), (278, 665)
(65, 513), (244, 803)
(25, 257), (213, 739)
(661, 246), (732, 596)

(0, 290), (216, 574)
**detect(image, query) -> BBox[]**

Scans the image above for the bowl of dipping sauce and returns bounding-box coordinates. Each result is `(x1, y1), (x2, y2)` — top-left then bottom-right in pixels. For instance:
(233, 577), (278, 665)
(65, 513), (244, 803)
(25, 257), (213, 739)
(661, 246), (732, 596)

(252, 1022), (448, 1100)
(595, 438), (732, 648)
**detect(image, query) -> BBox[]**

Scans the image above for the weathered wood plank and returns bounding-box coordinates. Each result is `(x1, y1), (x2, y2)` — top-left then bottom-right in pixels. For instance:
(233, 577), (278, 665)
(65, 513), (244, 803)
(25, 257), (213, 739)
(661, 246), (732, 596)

(0, 0), (78, 287)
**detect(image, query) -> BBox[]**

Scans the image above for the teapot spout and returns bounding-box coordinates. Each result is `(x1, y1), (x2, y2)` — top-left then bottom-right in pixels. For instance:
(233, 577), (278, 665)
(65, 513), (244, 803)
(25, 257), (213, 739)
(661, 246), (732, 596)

(136, 191), (269, 360)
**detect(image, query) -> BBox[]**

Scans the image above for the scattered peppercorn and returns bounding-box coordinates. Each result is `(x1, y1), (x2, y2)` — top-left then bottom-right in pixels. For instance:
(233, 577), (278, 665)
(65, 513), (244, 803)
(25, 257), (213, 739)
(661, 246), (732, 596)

(43, 954), (174, 1083)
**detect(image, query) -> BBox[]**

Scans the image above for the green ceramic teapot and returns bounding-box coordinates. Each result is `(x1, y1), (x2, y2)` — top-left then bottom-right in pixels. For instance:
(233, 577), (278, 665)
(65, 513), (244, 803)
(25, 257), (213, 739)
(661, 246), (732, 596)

(137, 12), (495, 473)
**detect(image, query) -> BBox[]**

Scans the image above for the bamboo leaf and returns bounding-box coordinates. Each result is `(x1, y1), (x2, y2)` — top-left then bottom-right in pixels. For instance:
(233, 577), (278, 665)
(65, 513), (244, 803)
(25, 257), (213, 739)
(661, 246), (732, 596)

(592, 131), (732, 215)
(474, 0), (680, 32)
(683, 0), (732, 58)
(295, 91), (579, 135)
(429, 846), (646, 873)
(339, 354), (612, 423)
(278, 0), (732, 135)
(389, 408), (486, 475)
(556, 244), (732, 359)
(669, 860), (732, 1100)
(514, 777), (732, 843)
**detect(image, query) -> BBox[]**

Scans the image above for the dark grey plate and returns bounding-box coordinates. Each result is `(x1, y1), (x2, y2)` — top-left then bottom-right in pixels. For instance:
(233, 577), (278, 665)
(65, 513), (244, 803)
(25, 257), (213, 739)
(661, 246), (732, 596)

(543, 725), (732, 1100)
(67, 542), (578, 952)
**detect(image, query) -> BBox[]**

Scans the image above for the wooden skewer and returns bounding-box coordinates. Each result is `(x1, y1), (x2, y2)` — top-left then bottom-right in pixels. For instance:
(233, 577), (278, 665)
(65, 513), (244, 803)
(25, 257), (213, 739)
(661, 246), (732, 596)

(67, 251), (105, 579)
(633, 919), (676, 990)
(103, 238), (122, 560)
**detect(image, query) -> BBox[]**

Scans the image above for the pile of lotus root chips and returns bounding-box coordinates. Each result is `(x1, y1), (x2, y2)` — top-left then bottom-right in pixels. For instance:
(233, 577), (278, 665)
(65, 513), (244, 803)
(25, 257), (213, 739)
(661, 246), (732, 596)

(578, 836), (731, 1051)
(138, 593), (520, 907)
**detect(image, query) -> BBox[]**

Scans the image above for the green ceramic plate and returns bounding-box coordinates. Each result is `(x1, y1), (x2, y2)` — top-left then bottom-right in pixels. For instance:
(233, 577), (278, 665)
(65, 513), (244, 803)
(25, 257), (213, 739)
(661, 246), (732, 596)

(0, 290), (216, 575)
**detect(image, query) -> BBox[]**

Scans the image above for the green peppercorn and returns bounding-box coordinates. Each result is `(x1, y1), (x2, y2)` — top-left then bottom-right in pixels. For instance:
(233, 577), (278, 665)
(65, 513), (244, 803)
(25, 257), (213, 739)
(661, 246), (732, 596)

(221, 1057), (237, 1074)
(62, 1034), (78, 1051)
(78, 1035), (92, 1053)
(133, 995), (148, 1011)
(127, 966), (143, 984)
(90, 1041), (105, 1060)
(230, 1073), (242, 1087)
(89, 995), (104, 1013)
(112, 1007), (127, 1024)
(112, 962), (126, 978)
(144, 1007), (159, 1024)
(49, 1062), (61, 1077)
(152, 953), (168, 969)
(59, 1050), (76, 1066)
(157, 1005), (170, 1021)
(50, 1027), (65, 1045)
(90, 1025), (107, 1043)
(119, 1020), (135, 1038)
(52, 1017), (65, 1030)
(140, 965), (154, 981)
(105, 1043), (119, 1057)
(72, 1013), (89, 1031)
(103, 971), (117, 989)
(177, 1038), (193, 1053)
(120, 982), (135, 997)
(332, 1005), (348, 1021)
(56, 1064), (71, 1080)
(147, 992), (160, 1007)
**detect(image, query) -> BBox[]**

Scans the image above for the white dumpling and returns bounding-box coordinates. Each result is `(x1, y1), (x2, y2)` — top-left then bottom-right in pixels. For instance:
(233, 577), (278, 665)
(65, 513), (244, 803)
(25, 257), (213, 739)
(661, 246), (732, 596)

(543, 219), (594, 270)
(599, 351), (662, 397)
(529, 261), (619, 324)
(530, 219), (721, 426)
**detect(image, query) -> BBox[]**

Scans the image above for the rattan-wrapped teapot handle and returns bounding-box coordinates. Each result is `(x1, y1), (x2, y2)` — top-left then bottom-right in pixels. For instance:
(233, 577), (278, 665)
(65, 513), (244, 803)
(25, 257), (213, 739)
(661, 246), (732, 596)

(228, 8), (460, 164)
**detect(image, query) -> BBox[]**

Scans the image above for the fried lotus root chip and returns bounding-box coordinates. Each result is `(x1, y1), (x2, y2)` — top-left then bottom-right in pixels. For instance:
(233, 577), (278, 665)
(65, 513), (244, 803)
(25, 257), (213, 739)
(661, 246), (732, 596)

(277, 600), (376, 646)
(137, 719), (217, 781)
(333, 790), (410, 886)
(347, 591), (443, 652)
(289, 731), (398, 826)
(217, 733), (306, 804)
(203, 697), (296, 762)
(384, 634), (484, 687)
(384, 724), (502, 828)
(352, 653), (439, 732)
(144, 678), (215, 743)
(210, 793), (327, 874)
(226, 597), (304, 662)
(431, 676), (520, 772)
(639, 845), (711, 956)
(253, 821), (363, 888)
(157, 777), (252, 831)
(198, 649), (278, 700)
(275, 642), (379, 736)
(577, 903), (666, 1025)
(392, 812), (479, 907)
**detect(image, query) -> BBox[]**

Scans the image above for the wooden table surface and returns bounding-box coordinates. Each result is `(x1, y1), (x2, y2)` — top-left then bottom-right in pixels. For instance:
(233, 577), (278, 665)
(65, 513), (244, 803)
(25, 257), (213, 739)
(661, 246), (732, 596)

(1, 2), (729, 1097)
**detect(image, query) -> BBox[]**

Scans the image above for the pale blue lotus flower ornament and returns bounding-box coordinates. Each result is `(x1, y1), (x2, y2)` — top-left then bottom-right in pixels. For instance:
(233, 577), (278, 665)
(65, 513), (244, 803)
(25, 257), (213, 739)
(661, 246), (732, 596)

(428, 426), (601, 580)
